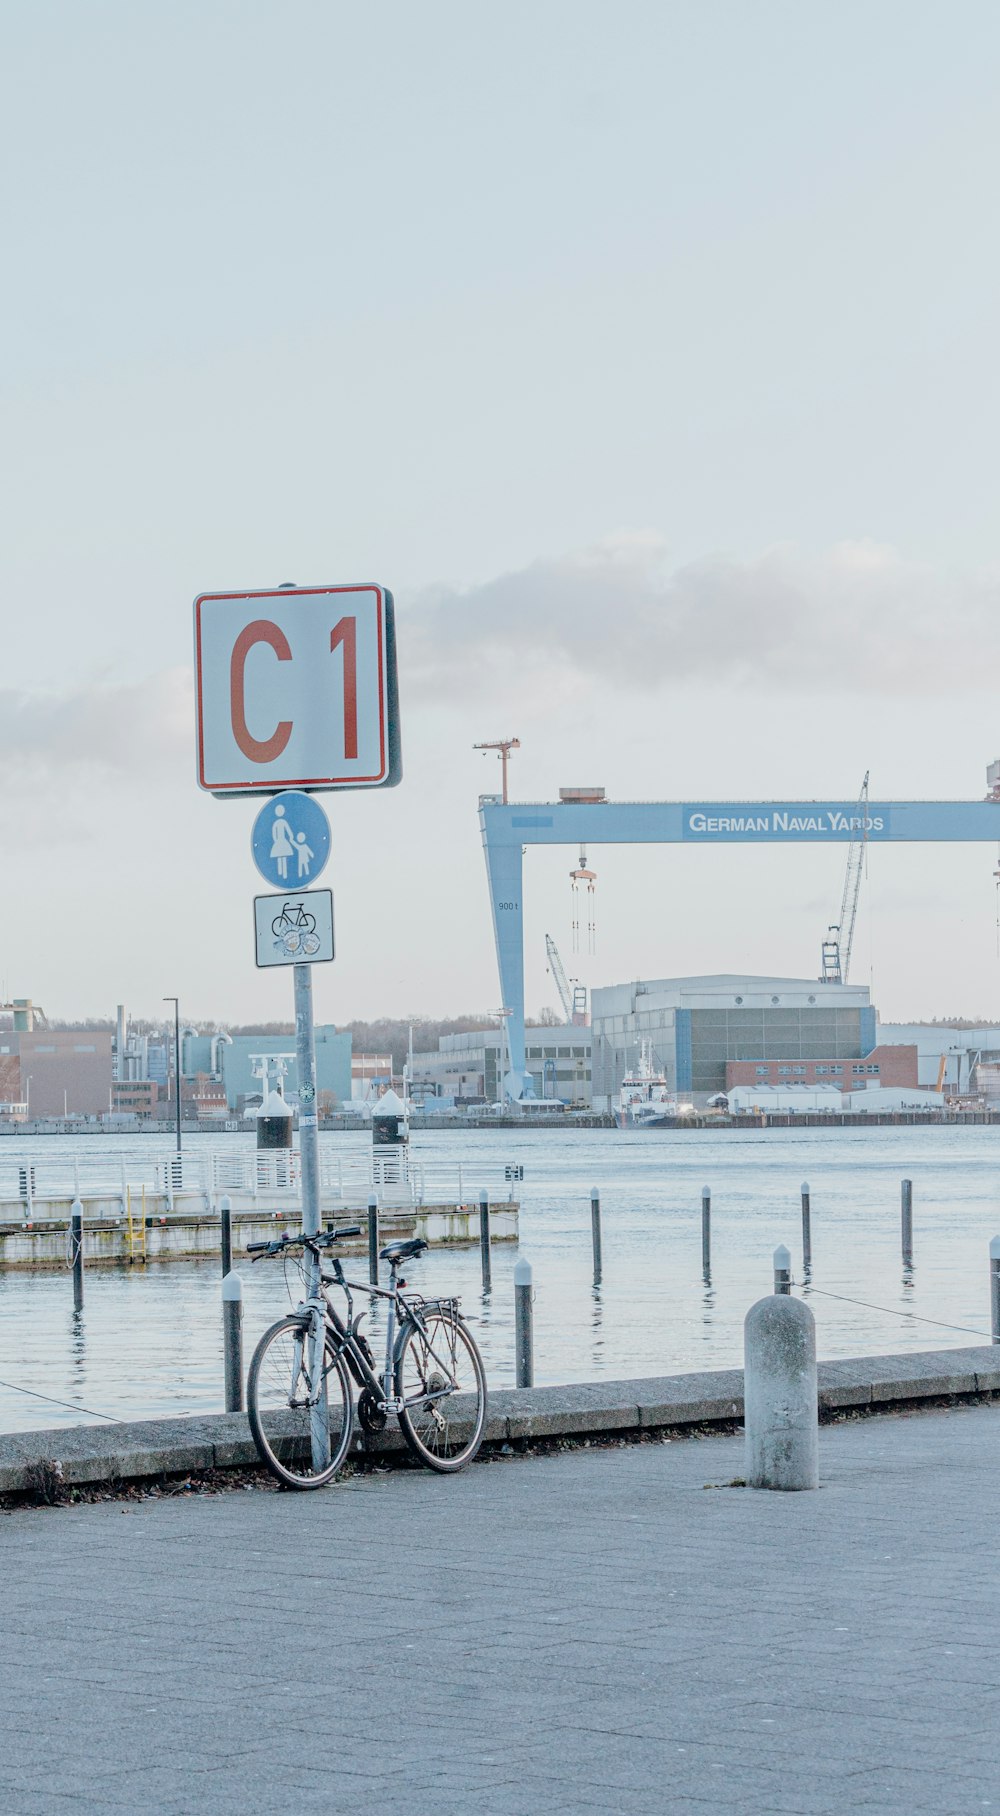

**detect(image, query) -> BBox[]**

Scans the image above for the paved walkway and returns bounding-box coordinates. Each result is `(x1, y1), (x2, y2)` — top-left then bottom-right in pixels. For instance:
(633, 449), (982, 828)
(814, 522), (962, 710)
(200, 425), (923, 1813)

(2, 1406), (999, 1814)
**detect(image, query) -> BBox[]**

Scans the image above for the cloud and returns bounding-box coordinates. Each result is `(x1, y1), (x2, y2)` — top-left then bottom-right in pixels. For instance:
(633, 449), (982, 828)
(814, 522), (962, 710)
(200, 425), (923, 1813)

(0, 667), (192, 778)
(4, 533), (996, 793)
(403, 534), (1000, 698)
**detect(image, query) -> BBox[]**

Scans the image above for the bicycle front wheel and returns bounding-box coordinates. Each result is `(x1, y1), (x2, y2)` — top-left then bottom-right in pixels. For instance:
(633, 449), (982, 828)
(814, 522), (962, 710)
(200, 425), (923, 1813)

(247, 1316), (353, 1489)
(394, 1310), (487, 1473)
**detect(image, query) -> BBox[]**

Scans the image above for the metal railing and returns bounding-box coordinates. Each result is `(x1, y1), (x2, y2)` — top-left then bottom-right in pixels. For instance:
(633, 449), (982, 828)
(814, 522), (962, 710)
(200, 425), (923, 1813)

(0, 1146), (510, 1216)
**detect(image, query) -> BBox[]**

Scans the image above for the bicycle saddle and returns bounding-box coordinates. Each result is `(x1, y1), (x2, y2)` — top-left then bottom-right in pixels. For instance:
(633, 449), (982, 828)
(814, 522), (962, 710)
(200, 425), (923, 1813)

(379, 1238), (429, 1264)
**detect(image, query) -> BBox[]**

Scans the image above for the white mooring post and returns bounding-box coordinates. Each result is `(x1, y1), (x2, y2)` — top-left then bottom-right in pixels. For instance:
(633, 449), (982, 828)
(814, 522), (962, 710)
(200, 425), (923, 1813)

(990, 1237), (1000, 1345)
(70, 1199), (84, 1312)
(367, 1193), (379, 1286)
(773, 1244), (792, 1294)
(479, 1187), (492, 1293)
(220, 1194), (233, 1275)
(514, 1256), (534, 1388)
(800, 1182), (812, 1271)
(222, 1271), (244, 1413)
(744, 1254), (819, 1491)
(590, 1187), (603, 1286)
(901, 1179), (914, 1268)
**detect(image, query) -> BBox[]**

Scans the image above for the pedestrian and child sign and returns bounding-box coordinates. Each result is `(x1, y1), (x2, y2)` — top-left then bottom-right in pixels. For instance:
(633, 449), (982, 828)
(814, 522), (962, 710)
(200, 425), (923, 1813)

(193, 583), (402, 796)
(251, 791), (331, 889)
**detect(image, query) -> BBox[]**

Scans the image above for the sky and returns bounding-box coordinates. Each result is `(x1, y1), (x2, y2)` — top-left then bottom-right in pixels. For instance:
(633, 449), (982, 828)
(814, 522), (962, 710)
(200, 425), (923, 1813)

(2, 0), (999, 1030)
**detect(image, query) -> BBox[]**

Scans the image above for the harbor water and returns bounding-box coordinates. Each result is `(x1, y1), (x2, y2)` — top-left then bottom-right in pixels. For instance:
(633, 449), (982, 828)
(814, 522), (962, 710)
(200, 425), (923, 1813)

(1, 1124), (999, 1432)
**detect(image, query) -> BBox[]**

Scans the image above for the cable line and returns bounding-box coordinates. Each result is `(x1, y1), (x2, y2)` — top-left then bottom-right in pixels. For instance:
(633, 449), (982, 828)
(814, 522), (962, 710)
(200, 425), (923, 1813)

(0, 1377), (124, 1423)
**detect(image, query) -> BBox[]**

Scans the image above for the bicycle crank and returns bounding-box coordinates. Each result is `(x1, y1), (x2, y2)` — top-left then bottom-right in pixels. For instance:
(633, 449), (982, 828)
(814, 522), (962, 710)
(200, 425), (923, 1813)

(357, 1388), (387, 1434)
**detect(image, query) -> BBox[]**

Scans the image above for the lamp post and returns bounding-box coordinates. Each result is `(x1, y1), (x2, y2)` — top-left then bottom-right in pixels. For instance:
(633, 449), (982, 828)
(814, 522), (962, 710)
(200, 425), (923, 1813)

(163, 997), (182, 1154)
(25, 1076), (31, 1119)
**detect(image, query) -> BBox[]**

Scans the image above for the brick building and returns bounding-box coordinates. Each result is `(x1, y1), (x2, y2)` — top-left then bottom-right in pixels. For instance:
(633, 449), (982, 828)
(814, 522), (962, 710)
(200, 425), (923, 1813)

(0, 1030), (114, 1117)
(112, 1080), (159, 1118)
(726, 1044), (919, 1092)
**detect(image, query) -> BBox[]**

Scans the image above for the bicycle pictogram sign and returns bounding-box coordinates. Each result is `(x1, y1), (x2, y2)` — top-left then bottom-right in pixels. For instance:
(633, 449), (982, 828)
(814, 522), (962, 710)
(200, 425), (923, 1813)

(254, 890), (334, 969)
(271, 899), (321, 958)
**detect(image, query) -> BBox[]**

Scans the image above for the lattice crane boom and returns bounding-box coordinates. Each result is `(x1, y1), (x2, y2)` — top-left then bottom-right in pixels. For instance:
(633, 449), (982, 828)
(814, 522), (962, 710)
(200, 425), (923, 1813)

(821, 772), (870, 985)
(473, 737), (520, 804)
(545, 934), (575, 1024)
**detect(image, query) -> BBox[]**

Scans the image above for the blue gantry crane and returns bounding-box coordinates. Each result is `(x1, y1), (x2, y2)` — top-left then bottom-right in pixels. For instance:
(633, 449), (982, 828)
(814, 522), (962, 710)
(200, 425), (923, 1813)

(480, 780), (1000, 1102)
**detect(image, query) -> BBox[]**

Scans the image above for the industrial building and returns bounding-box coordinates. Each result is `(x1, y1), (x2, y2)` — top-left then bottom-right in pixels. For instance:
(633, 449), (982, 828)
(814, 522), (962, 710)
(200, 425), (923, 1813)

(590, 975), (877, 1109)
(873, 1023), (1000, 1097)
(351, 1053), (394, 1102)
(0, 1001), (113, 1118)
(111, 1009), (353, 1119)
(212, 1030), (351, 1112)
(417, 1026), (592, 1107)
(726, 1083), (942, 1115)
(726, 1044), (919, 1093)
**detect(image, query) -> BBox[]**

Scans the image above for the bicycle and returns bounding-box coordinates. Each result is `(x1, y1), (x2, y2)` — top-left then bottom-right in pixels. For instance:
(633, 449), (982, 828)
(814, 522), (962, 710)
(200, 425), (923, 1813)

(271, 902), (316, 938)
(271, 902), (321, 958)
(245, 1224), (488, 1489)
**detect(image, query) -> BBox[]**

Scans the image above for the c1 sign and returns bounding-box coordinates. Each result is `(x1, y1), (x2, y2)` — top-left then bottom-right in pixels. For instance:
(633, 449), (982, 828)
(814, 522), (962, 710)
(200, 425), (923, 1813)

(194, 583), (401, 796)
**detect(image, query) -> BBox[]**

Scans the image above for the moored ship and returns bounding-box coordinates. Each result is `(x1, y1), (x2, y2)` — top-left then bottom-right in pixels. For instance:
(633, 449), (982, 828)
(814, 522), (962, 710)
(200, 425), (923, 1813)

(615, 1042), (692, 1127)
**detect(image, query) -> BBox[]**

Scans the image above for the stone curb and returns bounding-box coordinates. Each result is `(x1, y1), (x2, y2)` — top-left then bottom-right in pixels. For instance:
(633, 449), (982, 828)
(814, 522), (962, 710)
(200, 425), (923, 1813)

(1, 1345), (997, 1494)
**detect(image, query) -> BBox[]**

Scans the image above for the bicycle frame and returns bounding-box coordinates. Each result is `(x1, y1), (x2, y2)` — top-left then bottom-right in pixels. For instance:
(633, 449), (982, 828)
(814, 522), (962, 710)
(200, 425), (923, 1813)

(294, 1258), (463, 1418)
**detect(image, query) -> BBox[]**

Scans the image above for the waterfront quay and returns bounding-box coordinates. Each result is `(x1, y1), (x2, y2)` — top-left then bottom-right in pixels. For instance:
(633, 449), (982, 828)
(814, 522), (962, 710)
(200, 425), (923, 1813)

(0, 1200), (518, 1272)
(0, 1141), (518, 1270)
(2, 1401), (997, 1814)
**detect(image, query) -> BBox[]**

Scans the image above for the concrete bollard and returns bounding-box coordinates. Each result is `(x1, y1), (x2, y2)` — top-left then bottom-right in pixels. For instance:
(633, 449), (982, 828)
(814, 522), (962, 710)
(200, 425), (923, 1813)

(773, 1244), (792, 1295)
(701, 1186), (711, 1275)
(801, 1182), (812, 1271)
(991, 1237), (1000, 1344)
(744, 1291), (819, 1490)
(479, 1188), (492, 1292)
(220, 1194), (232, 1276)
(367, 1194), (379, 1286)
(514, 1256), (533, 1387)
(222, 1271), (244, 1413)
(70, 1199), (84, 1312)
(901, 1179), (913, 1268)
(590, 1187), (602, 1286)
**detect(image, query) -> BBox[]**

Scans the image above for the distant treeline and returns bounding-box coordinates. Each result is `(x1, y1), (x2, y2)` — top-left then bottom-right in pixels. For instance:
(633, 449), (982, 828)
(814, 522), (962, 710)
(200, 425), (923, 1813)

(335, 1010), (564, 1074)
(277, 1012), (563, 1075)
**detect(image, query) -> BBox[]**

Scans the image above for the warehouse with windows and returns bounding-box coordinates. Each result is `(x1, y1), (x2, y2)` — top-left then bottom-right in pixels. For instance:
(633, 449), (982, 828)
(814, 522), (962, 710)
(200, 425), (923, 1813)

(590, 974), (877, 1108)
(416, 1026), (592, 1107)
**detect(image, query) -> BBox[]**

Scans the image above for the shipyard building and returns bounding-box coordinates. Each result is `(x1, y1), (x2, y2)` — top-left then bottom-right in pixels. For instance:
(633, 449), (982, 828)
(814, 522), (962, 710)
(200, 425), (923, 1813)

(590, 974), (887, 1109)
(416, 1026), (592, 1107)
(869, 1023), (1000, 1096)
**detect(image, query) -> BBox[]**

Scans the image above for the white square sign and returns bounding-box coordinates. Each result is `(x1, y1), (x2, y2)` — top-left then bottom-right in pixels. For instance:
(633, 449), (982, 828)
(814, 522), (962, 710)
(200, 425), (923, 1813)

(194, 583), (401, 796)
(254, 890), (335, 968)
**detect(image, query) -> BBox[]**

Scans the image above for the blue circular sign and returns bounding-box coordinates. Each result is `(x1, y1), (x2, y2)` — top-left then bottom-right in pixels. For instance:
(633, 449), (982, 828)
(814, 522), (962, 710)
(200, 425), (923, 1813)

(252, 791), (331, 890)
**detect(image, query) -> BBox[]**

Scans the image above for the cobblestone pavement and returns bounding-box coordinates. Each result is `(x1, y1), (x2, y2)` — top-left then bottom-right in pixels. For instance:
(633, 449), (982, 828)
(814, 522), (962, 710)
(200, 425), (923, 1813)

(2, 1405), (999, 1814)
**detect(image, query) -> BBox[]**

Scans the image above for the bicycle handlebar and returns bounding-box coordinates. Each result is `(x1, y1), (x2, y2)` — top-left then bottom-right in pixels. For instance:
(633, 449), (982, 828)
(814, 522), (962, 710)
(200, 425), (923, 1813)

(247, 1224), (363, 1260)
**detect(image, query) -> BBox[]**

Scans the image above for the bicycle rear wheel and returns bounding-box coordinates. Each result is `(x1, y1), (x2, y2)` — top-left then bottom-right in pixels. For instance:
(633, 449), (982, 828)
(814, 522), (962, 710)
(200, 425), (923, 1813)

(394, 1310), (487, 1472)
(247, 1316), (353, 1489)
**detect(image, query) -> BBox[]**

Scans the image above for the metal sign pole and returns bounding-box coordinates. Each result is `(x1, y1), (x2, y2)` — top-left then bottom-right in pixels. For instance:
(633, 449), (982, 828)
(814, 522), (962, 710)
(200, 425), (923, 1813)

(294, 961), (328, 1471)
(193, 578), (402, 1481)
(294, 962), (321, 1239)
